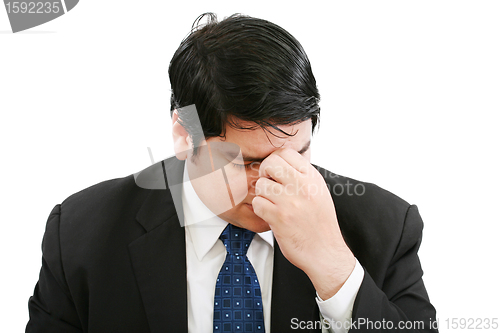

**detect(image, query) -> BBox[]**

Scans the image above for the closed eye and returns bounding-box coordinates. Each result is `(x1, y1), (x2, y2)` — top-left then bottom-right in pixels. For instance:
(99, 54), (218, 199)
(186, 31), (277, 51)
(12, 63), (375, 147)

(231, 162), (260, 170)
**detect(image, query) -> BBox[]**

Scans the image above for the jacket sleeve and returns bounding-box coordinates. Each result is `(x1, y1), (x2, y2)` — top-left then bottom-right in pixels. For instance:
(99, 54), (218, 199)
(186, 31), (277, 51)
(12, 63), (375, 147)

(350, 205), (438, 332)
(26, 205), (83, 333)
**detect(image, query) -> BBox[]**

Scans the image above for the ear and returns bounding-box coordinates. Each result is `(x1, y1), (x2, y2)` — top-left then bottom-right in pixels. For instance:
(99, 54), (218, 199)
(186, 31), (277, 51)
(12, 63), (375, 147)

(172, 110), (192, 160)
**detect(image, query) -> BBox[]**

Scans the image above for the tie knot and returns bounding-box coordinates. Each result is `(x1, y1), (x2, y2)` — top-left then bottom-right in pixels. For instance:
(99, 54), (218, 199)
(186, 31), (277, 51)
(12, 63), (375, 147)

(220, 224), (255, 256)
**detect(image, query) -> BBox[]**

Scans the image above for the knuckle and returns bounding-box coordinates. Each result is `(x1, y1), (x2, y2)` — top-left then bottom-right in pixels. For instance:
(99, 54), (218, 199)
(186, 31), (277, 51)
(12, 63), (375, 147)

(255, 177), (266, 189)
(266, 154), (281, 165)
(259, 161), (272, 177)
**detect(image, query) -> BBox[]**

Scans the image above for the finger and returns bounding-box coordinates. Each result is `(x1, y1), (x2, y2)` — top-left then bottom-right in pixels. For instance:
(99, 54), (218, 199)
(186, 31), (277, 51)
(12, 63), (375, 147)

(254, 177), (287, 204)
(259, 153), (300, 185)
(252, 195), (279, 225)
(270, 148), (311, 174)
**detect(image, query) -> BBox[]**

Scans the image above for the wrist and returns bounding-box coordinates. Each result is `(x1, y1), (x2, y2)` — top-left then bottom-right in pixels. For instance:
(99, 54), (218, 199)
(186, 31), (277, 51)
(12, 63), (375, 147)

(308, 248), (356, 300)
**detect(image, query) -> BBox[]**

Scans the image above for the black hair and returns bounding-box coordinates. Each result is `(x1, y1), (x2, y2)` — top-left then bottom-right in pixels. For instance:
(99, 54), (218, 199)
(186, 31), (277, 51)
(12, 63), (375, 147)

(169, 13), (320, 152)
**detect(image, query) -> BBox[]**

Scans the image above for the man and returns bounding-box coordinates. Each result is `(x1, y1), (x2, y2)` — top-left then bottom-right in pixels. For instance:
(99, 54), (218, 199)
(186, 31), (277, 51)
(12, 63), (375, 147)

(26, 13), (437, 332)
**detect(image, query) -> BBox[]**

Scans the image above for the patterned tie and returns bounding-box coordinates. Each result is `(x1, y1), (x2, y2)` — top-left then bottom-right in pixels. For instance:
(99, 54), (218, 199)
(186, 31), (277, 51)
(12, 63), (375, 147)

(213, 224), (265, 332)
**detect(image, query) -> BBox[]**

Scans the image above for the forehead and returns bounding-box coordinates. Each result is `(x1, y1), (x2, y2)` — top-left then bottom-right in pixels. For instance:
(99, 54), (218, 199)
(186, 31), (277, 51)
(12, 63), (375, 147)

(210, 119), (312, 157)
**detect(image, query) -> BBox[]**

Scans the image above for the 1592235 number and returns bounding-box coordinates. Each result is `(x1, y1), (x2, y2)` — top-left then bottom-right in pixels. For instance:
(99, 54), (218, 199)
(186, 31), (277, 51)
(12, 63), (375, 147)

(5, 2), (61, 14)
(445, 318), (498, 330)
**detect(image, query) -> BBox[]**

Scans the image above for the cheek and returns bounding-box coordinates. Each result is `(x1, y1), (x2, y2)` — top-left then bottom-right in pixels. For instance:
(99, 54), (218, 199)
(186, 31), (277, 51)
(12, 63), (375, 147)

(223, 167), (250, 205)
(190, 171), (235, 215)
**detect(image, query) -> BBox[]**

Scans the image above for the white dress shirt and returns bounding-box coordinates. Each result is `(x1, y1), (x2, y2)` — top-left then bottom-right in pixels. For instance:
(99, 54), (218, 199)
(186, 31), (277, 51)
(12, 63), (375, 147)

(181, 164), (364, 332)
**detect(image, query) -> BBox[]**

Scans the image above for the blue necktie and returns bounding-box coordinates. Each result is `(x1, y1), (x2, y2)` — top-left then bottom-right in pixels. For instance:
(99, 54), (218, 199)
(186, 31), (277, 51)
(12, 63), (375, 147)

(213, 224), (265, 332)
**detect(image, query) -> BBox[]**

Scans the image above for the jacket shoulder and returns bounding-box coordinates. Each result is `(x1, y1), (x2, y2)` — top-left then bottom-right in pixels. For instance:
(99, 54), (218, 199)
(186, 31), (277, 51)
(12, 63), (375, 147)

(57, 175), (147, 229)
(314, 165), (420, 283)
(314, 164), (411, 215)
(55, 175), (150, 259)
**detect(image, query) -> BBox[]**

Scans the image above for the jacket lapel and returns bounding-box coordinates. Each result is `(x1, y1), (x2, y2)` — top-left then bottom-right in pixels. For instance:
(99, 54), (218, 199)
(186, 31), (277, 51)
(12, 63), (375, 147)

(128, 158), (188, 333)
(128, 157), (321, 332)
(271, 241), (321, 332)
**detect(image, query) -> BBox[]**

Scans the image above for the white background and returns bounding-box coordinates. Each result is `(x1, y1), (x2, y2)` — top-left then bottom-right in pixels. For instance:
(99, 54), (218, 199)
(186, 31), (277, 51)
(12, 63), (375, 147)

(1, 0), (499, 331)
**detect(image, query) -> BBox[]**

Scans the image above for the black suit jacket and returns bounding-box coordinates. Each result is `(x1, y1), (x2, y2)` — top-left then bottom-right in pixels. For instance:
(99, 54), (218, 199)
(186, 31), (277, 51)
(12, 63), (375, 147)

(26, 157), (437, 332)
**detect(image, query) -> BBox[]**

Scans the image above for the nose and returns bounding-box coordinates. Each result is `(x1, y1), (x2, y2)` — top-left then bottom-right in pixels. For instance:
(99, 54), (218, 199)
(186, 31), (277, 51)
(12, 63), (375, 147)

(246, 162), (261, 189)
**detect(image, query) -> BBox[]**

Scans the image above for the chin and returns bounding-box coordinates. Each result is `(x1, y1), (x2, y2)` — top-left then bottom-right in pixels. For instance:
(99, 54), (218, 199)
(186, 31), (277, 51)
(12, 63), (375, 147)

(236, 216), (271, 234)
(248, 221), (271, 234)
(222, 210), (271, 233)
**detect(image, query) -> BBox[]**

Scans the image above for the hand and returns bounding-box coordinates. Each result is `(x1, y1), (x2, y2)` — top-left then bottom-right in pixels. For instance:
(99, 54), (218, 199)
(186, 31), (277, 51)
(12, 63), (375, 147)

(252, 148), (356, 299)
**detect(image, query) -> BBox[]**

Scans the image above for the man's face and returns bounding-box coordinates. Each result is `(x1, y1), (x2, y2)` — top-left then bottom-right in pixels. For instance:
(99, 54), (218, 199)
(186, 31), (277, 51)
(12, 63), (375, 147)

(186, 119), (312, 233)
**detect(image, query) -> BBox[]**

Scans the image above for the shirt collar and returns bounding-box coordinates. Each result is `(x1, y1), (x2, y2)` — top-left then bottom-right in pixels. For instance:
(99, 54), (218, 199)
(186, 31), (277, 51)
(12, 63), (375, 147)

(181, 163), (273, 261)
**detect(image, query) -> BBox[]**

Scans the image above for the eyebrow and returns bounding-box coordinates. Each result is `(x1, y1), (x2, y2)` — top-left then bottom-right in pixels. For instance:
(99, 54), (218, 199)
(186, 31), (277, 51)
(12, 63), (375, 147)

(242, 140), (311, 163)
